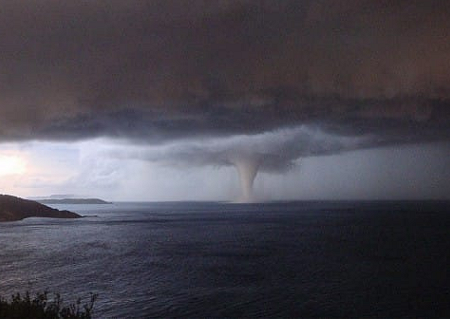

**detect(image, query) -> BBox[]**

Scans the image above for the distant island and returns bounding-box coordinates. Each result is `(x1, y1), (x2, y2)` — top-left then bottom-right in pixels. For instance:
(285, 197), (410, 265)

(0, 194), (81, 222)
(37, 198), (111, 204)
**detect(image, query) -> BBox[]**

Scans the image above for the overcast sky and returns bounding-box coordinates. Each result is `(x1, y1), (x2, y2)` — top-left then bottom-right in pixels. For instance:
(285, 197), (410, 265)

(0, 0), (449, 201)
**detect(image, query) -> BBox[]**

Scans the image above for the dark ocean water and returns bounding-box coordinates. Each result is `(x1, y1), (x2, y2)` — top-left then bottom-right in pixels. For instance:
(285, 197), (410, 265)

(0, 201), (449, 318)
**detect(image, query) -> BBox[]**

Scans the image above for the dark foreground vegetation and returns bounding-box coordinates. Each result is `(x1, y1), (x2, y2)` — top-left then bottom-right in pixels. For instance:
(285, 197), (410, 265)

(0, 292), (97, 318)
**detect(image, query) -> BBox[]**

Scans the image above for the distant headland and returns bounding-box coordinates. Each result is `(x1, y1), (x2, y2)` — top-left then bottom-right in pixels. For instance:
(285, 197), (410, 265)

(0, 194), (81, 222)
(37, 198), (111, 204)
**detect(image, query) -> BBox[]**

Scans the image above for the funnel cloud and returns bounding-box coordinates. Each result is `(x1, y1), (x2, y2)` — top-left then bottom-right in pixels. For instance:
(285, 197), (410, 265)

(0, 1), (449, 200)
(109, 126), (372, 201)
(228, 153), (262, 202)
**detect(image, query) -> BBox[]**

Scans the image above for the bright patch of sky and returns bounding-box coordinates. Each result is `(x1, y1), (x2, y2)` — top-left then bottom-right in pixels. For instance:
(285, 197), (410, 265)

(0, 140), (449, 201)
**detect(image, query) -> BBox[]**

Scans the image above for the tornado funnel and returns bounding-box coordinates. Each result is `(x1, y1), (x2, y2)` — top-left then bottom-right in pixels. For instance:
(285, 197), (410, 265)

(228, 153), (262, 202)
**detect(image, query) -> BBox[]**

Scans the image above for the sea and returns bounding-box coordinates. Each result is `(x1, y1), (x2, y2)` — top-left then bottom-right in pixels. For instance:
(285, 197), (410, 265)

(0, 201), (449, 318)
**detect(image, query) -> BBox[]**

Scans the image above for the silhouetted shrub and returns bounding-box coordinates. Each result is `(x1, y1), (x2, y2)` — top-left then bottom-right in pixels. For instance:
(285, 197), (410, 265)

(0, 291), (97, 318)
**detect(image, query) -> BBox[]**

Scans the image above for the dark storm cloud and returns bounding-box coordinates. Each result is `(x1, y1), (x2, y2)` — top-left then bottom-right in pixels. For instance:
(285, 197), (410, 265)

(1, 0), (450, 150)
(112, 125), (372, 173)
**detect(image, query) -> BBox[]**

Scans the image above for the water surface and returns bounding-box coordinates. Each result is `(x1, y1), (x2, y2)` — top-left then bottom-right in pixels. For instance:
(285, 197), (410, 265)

(0, 201), (449, 318)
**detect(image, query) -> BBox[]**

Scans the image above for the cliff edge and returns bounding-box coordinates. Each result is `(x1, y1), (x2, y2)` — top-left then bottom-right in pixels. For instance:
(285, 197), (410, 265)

(0, 194), (81, 222)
